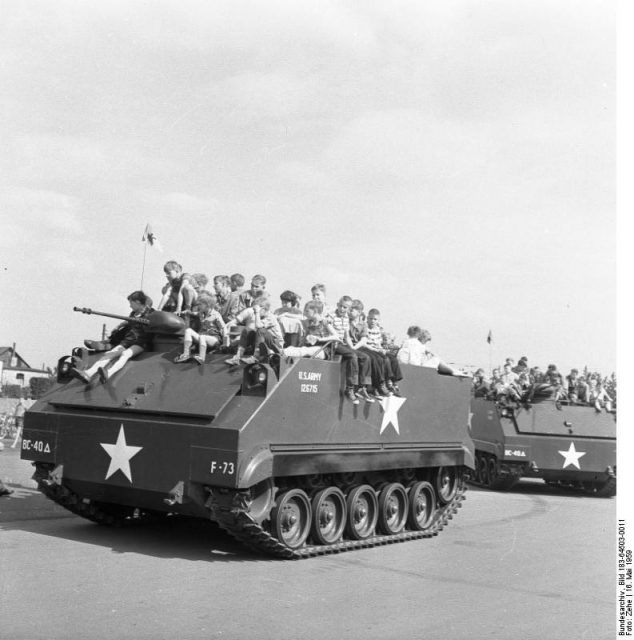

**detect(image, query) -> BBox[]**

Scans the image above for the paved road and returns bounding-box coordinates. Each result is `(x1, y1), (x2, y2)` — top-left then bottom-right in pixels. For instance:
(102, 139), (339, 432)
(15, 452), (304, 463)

(0, 444), (616, 640)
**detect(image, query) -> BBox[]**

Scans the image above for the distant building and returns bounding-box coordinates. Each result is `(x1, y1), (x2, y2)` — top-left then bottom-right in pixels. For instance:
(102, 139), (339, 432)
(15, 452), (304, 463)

(0, 345), (50, 389)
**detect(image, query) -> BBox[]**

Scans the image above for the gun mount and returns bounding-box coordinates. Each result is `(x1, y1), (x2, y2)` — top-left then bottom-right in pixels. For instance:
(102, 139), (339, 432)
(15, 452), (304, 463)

(73, 306), (185, 334)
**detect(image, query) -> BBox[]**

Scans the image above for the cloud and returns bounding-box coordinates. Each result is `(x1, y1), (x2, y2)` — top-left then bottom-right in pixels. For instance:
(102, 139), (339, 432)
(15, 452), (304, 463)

(207, 71), (320, 126)
(164, 192), (220, 214)
(0, 187), (83, 233)
(6, 134), (175, 187)
(275, 161), (332, 190)
(41, 248), (95, 274)
(135, 190), (220, 214)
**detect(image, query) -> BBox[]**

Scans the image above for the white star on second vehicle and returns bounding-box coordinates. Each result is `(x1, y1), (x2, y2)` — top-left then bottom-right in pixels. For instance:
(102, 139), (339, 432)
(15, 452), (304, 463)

(100, 425), (143, 482)
(558, 442), (586, 469)
(378, 395), (407, 435)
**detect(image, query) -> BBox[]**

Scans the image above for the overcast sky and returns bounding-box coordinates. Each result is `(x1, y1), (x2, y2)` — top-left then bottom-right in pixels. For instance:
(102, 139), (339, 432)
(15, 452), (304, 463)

(0, 0), (616, 375)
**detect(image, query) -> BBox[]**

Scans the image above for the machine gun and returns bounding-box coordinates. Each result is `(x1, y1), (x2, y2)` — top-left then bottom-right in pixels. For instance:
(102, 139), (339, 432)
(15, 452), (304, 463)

(73, 306), (185, 334)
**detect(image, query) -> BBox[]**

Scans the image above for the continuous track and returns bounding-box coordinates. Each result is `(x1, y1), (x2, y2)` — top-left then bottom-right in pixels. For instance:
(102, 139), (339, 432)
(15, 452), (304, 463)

(33, 463), (469, 558)
(209, 477), (467, 559)
(32, 463), (159, 526)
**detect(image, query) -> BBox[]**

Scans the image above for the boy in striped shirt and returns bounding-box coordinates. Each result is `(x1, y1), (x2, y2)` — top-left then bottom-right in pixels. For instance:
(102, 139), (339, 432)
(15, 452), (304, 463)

(330, 296), (373, 404)
(363, 308), (402, 396)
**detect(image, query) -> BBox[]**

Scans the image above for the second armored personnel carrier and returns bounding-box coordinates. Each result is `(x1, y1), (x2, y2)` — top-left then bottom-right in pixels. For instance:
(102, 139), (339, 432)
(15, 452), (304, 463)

(469, 396), (616, 496)
(22, 308), (475, 558)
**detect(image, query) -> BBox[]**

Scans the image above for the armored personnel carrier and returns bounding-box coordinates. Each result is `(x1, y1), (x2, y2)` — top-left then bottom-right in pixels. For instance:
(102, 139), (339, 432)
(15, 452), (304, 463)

(469, 396), (616, 496)
(22, 308), (475, 558)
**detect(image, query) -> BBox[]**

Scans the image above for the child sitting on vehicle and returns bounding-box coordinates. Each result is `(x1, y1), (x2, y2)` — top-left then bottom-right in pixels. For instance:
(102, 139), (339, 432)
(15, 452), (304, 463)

(157, 261), (197, 315)
(283, 300), (337, 359)
(329, 296), (372, 404)
(588, 379), (614, 413)
(275, 290), (304, 347)
(239, 274), (267, 309)
(493, 363), (523, 404)
(397, 326), (427, 365)
(416, 330), (465, 376)
(174, 293), (225, 364)
(71, 291), (152, 384)
(191, 273), (210, 296)
(224, 293), (284, 365)
(213, 275), (243, 322)
(310, 283), (335, 319)
(350, 300), (390, 397)
(362, 308), (402, 396)
(230, 273), (245, 293)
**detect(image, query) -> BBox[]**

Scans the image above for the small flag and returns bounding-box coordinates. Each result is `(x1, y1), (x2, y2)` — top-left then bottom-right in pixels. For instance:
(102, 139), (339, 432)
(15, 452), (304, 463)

(487, 330), (493, 345)
(142, 223), (163, 252)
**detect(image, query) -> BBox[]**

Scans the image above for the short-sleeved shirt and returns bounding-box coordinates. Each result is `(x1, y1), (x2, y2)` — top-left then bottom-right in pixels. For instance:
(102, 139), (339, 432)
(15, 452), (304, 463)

(329, 312), (350, 341)
(161, 273), (192, 312)
(276, 309), (305, 337)
(302, 318), (331, 342)
(217, 291), (243, 322)
(566, 375), (579, 395)
(236, 308), (284, 350)
(198, 309), (225, 339)
(349, 320), (368, 346)
(397, 338), (426, 365)
(111, 307), (152, 349)
(365, 325), (385, 350)
(239, 290), (258, 309)
(500, 371), (519, 386)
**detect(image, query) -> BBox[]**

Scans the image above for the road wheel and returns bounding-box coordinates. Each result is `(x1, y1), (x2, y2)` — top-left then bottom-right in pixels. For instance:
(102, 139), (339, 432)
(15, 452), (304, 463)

(407, 481), (436, 530)
(377, 483), (408, 534)
(480, 457), (491, 487)
(271, 489), (312, 549)
(436, 466), (459, 504)
(311, 487), (347, 545)
(475, 454), (486, 484)
(345, 485), (378, 540)
(488, 458), (498, 483)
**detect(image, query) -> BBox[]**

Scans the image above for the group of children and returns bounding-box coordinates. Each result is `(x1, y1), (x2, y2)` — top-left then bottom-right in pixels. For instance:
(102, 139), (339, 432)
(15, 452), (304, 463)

(472, 358), (616, 413)
(70, 261), (452, 404)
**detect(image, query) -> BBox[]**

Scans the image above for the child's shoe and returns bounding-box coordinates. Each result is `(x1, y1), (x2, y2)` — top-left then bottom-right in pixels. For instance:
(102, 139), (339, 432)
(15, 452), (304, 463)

(356, 387), (375, 403)
(98, 366), (109, 383)
(225, 355), (241, 366)
(192, 355), (205, 365)
(174, 353), (191, 363)
(240, 356), (259, 365)
(387, 381), (401, 397)
(345, 388), (360, 405)
(378, 383), (392, 397)
(84, 340), (111, 352)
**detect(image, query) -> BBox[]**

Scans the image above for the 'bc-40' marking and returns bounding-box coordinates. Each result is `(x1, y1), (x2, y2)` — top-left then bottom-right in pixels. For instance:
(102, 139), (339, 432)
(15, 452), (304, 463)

(504, 449), (527, 457)
(210, 461), (235, 475)
(22, 439), (51, 453)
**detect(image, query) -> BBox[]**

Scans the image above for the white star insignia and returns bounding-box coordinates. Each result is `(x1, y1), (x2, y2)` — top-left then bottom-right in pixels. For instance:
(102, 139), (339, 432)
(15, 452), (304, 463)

(100, 425), (143, 483)
(558, 442), (586, 469)
(378, 395), (407, 435)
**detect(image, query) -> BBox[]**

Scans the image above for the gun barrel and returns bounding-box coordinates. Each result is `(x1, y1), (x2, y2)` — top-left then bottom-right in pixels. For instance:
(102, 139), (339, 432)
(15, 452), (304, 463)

(72, 307), (184, 333)
(73, 307), (150, 324)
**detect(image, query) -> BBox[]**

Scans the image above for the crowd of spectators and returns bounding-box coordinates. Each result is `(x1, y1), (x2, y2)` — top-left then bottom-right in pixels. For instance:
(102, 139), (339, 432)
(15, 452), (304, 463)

(472, 356), (617, 413)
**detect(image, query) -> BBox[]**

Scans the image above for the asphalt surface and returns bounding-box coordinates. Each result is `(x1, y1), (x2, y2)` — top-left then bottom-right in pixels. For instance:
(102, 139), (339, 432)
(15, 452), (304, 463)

(0, 442), (617, 640)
